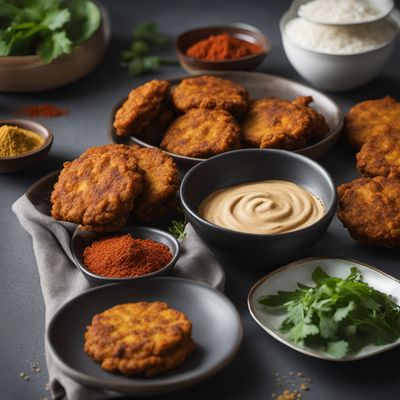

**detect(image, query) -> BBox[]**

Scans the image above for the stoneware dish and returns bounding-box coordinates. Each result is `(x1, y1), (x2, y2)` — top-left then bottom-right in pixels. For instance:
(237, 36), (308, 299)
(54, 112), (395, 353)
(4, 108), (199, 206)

(0, 3), (110, 92)
(71, 226), (181, 285)
(110, 71), (343, 168)
(0, 119), (53, 173)
(280, 1), (400, 91)
(298, 0), (395, 25)
(46, 278), (243, 396)
(248, 257), (400, 361)
(179, 149), (337, 269)
(175, 23), (270, 73)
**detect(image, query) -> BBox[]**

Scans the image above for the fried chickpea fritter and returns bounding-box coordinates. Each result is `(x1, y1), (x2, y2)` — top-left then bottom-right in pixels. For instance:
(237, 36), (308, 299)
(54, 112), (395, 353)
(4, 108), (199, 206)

(356, 129), (400, 178)
(80, 144), (180, 222)
(84, 302), (195, 377)
(345, 96), (400, 149)
(51, 152), (143, 231)
(113, 80), (170, 137)
(160, 108), (241, 158)
(172, 75), (249, 117)
(241, 96), (328, 150)
(337, 176), (400, 247)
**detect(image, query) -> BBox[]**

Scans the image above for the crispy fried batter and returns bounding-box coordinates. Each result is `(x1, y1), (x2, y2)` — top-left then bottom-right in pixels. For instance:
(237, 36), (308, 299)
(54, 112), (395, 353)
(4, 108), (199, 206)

(337, 176), (400, 247)
(345, 96), (400, 149)
(172, 75), (249, 117)
(356, 128), (400, 178)
(241, 96), (327, 150)
(160, 108), (241, 158)
(81, 144), (140, 159)
(113, 80), (170, 137)
(84, 302), (194, 377)
(51, 152), (142, 231)
(131, 147), (179, 221)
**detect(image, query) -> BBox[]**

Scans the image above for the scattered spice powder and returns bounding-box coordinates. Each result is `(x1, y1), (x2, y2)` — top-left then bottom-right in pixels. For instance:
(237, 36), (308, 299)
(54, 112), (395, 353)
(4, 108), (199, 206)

(18, 103), (68, 118)
(272, 371), (313, 400)
(83, 234), (173, 278)
(186, 32), (264, 61)
(0, 125), (44, 157)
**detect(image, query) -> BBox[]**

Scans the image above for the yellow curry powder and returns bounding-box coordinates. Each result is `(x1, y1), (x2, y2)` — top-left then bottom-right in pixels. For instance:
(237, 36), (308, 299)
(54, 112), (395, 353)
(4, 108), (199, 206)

(0, 125), (44, 157)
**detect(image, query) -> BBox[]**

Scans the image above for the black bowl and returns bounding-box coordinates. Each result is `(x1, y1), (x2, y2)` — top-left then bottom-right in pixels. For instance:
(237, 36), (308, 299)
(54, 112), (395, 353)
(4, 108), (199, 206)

(180, 149), (337, 269)
(71, 226), (180, 285)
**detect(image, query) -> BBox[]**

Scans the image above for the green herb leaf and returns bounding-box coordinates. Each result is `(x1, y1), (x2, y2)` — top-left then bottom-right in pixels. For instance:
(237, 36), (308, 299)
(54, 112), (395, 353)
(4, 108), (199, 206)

(312, 266), (329, 285)
(319, 314), (338, 339)
(326, 340), (349, 358)
(259, 290), (303, 307)
(43, 8), (70, 31)
(133, 22), (169, 45)
(37, 30), (71, 63)
(333, 301), (356, 322)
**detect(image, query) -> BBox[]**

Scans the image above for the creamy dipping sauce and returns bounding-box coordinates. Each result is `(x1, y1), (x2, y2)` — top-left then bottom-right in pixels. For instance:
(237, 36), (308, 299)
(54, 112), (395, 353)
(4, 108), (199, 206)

(198, 180), (325, 234)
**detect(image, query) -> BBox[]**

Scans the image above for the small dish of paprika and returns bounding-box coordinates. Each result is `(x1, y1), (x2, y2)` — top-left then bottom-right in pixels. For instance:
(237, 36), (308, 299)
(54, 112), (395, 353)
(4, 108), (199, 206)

(175, 23), (270, 73)
(71, 226), (180, 285)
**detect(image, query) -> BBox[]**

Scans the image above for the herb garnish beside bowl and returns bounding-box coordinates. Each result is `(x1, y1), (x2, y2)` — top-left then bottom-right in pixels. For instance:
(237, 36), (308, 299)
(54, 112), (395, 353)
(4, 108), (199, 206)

(248, 257), (400, 361)
(0, 0), (110, 92)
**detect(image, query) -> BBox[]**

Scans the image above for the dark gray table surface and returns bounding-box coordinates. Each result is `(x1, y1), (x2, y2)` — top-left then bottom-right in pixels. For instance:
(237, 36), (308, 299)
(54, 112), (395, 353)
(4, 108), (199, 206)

(1, 1), (400, 399)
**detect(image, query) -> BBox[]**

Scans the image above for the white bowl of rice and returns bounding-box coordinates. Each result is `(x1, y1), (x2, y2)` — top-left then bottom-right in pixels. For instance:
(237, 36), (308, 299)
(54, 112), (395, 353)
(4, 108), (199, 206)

(280, 0), (400, 92)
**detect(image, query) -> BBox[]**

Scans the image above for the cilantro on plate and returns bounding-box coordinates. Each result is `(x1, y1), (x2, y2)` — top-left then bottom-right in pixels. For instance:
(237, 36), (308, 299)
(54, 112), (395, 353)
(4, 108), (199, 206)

(0, 0), (100, 63)
(258, 266), (400, 358)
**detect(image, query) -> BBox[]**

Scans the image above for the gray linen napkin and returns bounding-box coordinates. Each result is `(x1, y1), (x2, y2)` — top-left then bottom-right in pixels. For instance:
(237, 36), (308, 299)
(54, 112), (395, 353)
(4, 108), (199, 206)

(12, 194), (225, 400)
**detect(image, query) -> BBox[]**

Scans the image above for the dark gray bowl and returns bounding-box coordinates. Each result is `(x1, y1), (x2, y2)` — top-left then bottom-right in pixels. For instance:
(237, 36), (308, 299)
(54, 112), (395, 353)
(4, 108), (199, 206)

(71, 226), (180, 285)
(180, 149), (337, 269)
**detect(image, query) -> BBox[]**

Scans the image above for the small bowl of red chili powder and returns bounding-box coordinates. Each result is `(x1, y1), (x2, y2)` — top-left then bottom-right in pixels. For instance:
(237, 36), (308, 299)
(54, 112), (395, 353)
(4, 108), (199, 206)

(176, 23), (270, 73)
(71, 226), (180, 285)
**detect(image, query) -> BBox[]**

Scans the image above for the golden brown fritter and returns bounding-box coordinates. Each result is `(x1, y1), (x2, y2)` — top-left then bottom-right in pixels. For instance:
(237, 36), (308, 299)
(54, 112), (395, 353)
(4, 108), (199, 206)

(113, 80), (170, 137)
(51, 152), (142, 231)
(84, 302), (195, 377)
(131, 147), (179, 221)
(242, 97), (327, 150)
(345, 96), (400, 149)
(337, 176), (400, 247)
(356, 129), (400, 178)
(172, 75), (249, 117)
(80, 144), (180, 222)
(160, 108), (241, 158)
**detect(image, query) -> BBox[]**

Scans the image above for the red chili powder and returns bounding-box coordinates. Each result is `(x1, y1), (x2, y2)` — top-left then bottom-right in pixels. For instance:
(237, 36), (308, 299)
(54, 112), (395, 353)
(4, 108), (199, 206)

(18, 104), (69, 118)
(83, 234), (173, 278)
(186, 32), (264, 61)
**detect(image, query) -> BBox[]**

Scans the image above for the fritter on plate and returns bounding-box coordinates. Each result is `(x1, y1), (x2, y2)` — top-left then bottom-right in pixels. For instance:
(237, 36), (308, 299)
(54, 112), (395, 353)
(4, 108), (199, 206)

(345, 96), (400, 149)
(241, 96), (328, 150)
(113, 80), (170, 137)
(84, 301), (195, 377)
(51, 151), (142, 231)
(160, 108), (241, 158)
(81, 144), (180, 221)
(172, 75), (249, 117)
(337, 176), (400, 247)
(131, 147), (180, 221)
(356, 129), (400, 178)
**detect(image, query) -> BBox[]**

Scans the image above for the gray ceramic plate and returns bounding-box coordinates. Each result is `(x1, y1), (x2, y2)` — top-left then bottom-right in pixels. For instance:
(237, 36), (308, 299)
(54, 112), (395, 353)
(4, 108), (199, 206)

(248, 257), (400, 361)
(47, 278), (243, 396)
(109, 71), (344, 168)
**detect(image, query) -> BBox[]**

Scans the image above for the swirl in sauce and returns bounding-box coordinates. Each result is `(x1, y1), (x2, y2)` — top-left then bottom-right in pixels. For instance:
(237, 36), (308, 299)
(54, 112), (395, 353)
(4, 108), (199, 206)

(198, 180), (325, 234)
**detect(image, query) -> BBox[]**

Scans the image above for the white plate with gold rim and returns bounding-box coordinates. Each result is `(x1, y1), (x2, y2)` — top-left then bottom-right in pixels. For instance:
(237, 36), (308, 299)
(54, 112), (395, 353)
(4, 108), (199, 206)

(248, 257), (400, 361)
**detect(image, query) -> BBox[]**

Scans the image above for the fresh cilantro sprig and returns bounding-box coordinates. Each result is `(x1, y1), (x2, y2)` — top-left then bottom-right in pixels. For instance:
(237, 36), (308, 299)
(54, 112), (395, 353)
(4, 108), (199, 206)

(120, 22), (177, 76)
(258, 267), (400, 358)
(168, 208), (187, 240)
(0, 0), (100, 63)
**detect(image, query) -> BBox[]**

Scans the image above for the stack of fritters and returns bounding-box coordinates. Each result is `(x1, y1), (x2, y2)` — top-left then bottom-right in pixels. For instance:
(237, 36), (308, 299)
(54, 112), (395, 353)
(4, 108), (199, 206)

(84, 301), (195, 377)
(51, 144), (179, 231)
(241, 96), (329, 150)
(337, 96), (400, 247)
(112, 76), (329, 158)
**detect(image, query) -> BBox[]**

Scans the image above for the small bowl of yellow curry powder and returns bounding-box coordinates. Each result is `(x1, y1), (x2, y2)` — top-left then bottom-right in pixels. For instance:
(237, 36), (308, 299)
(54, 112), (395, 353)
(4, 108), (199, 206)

(0, 119), (53, 173)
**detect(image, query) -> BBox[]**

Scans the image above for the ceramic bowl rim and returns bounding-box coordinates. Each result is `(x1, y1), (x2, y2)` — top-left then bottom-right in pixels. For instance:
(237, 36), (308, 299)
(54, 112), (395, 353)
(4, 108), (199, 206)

(180, 148), (337, 238)
(175, 23), (271, 65)
(0, 118), (53, 160)
(71, 226), (181, 283)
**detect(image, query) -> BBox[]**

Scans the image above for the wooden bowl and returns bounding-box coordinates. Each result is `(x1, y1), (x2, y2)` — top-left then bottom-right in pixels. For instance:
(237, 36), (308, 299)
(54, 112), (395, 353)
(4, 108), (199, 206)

(175, 24), (271, 73)
(0, 4), (110, 92)
(0, 119), (53, 173)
